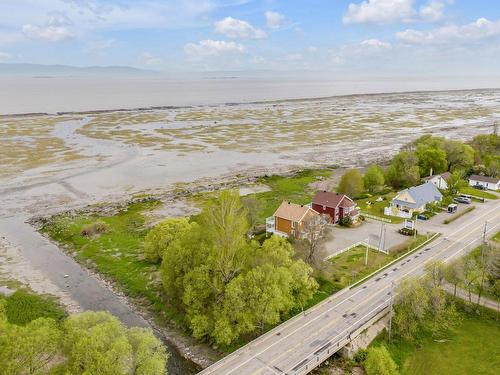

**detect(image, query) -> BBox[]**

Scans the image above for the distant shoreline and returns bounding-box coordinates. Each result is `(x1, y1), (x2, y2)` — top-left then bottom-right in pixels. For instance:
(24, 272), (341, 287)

(1, 86), (498, 118)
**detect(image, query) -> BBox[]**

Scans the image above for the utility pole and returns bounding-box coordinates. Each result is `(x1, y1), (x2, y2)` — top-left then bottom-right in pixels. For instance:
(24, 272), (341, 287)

(365, 240), (369, 266)
(378, 222), (384, 251)
(388, 281), (395, 342)
(483, 221), (488, 243)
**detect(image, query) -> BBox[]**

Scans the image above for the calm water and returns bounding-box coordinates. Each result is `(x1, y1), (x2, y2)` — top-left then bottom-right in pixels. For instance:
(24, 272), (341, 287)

(1, 76), (499, 115)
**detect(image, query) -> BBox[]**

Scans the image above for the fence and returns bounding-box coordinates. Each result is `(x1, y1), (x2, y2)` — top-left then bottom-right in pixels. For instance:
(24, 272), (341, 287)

(360, 212), (393, 223)
(324, 240), (380, 260)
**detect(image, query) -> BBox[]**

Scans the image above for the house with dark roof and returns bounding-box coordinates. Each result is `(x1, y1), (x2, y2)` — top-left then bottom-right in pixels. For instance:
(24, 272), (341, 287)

(469, 174), (500, 191)
(266, 201), (320, 238)
(311, 191), (358, 224)
(385, 182), (443, 218)
(422, 171), (451, 190)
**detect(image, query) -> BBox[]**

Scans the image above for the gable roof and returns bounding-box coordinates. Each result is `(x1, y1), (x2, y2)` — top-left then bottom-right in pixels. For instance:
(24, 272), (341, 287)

(393, 182), (443, 208)
(423, 172), (451, 182)
(274, 201), (318, 222)
(469, 174), (500, 184)
(312, 191), (354, 208)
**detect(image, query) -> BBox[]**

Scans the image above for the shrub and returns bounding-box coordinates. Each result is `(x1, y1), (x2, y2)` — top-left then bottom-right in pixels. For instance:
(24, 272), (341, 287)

(354, 348), (368, 364)
(80, 221), (109, 237)
(339, 216), (353, 227)
(399, 228), (417, 236)
(4, 290), (67, 325)
(364, 345), (399, 375)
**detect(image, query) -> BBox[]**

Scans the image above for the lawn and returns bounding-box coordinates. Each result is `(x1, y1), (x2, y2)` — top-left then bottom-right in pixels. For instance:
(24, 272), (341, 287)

(493, 231), (500, 242)
(190, 168), (334, 226)
(40, 200), (186, 326)
(0, 289), (67, 325)
(355, 191), (404, 224)
(372, 302), (500, 375)
(328, 234), (430, 289)
(459, 186), (498, 200)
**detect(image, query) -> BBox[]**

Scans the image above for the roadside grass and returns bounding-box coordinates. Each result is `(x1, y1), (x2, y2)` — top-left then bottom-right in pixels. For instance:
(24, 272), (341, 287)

(493, 231), (500, 242)
(40, 200), (187, 327)
(355, 192), (404, 224)
(372, 300), (500, 375)
(328, 235), (429, 289)
(0, 290), (67, 325)
(459, 186), (498, 200)
(443, 206), (475, 224)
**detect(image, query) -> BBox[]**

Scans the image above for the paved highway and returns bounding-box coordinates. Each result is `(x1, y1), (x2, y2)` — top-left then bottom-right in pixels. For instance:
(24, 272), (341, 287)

(199, 199), (500, 375)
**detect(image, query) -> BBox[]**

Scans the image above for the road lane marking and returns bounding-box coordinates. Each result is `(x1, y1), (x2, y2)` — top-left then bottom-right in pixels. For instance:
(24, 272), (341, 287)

(202, 203), (500, 374)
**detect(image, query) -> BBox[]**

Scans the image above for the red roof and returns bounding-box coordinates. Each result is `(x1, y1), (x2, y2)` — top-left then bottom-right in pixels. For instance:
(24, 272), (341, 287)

(312, 191), (354, 208)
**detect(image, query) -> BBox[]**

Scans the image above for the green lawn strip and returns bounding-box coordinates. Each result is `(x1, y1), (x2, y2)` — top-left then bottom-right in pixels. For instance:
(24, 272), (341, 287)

(443, 206), (475, 224)
(372, 300), (500, 375)
(355, 192), (404, 224)
(347, 233), (439, 289)
(459, 186), (498, 200)
(41, 200), (186, 327)
(1, 290), (67, 325)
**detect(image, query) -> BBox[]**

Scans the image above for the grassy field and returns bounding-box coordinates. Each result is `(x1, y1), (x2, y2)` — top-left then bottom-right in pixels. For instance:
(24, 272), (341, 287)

(190, 168), (334, 226)
(493, 231), (500, 242)
(40, 200), (186, 326)
(0, 290), (67, 325)
(355, 191), (404, 224)
(372, 302), (500, 375)
(328, 235), (429, 289)
(459, 186), (498, 200)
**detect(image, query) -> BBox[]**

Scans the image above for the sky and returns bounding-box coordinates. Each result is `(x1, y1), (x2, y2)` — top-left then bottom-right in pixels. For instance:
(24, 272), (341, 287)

(1, 0), (500, 76)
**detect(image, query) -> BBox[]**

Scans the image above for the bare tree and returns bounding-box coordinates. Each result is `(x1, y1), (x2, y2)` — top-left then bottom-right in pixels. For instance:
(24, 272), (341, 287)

(298, 214), (330, 265)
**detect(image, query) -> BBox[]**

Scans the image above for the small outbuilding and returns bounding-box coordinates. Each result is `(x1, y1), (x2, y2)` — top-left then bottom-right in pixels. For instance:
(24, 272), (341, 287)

(447, 203), (458, 213)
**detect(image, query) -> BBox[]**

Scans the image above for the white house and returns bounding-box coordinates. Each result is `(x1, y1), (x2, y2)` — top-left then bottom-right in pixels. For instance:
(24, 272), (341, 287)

(385, 182), (443, 218)
(469, 175), (500, 191)
(422, 172), (451, 190)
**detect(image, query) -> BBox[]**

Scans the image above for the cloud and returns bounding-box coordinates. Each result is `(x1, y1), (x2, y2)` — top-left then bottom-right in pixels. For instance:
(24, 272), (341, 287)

(184, 39), (245, 59)
(214, 17), (267, 39)
(265, 11), (285, 29)
(360, 38), (392, 49)
(419, 1), (447, 22)
(396, 17), (500, 44)
(141, 52), (162, 65)
(0, 52), (13, 62)
(343, 0), (452, 24)
(22, 24), (74, 42)
(343, 0), (416, 24)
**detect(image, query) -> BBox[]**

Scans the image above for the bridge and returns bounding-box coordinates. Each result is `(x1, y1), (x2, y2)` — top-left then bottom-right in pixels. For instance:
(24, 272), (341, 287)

(198, 200), (500, 375)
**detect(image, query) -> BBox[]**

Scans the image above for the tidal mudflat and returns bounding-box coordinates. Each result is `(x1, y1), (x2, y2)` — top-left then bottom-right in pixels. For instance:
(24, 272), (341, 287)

(1, 89), (498, 216)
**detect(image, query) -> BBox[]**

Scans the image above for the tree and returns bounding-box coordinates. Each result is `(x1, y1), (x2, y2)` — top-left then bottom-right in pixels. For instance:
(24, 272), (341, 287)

(416, 143), (447, 176)
(364, 345), (399, 375)
(338, 169), (364, 198)
(0, 317), (62, 375)
(144, 217), (191, 263)
(424, 260), (446, 287)
(461, 257), (480, 304)
(364, 165), (385, 193)
(393, 278), (429, 340)
(386, 151), (420, 189)
(241, 195), (264, 232)
(445, 261), (463, 297)
(128, 327), (168, 375)
(446, 170), (467, 196)
(443, 140), (475, 172)
(198, 190), (250, 287)
(425, 285), (459, 336)
(297, 214), (330, 265)
(62, 311), (133, 375)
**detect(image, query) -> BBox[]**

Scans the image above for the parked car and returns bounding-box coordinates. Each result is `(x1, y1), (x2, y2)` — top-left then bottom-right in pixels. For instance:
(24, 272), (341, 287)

(473, 184), (487, 190)
(454, 196), (471, 204)
(417, 214), (429, 220)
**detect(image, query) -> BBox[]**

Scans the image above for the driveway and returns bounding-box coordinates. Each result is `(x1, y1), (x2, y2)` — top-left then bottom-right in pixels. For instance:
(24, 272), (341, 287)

(323, 218), (432, 257)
